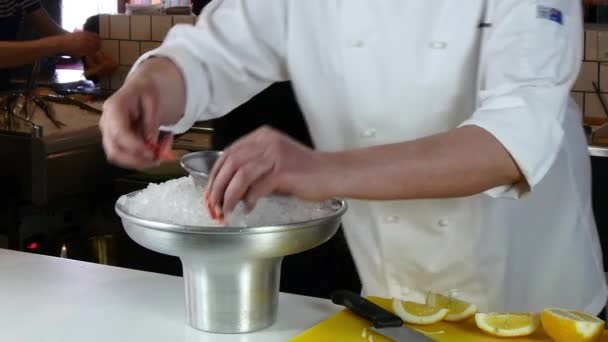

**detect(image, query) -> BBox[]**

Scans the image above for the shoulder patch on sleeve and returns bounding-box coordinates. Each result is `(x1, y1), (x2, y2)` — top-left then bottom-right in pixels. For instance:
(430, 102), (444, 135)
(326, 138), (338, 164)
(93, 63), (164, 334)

(537, 5), (563, 25)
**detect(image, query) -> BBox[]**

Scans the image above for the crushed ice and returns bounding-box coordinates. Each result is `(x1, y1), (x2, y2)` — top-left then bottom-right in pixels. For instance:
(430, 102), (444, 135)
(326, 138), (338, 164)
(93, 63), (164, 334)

(120, 176), (339, 227)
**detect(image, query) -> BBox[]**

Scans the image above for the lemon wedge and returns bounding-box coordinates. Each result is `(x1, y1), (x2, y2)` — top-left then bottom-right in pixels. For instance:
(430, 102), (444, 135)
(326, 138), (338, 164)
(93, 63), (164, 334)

(426, 292), (477, 322)
(392, 298), (449, 325)
(541, 308), (604, 342)
(475, 312), (539, 337)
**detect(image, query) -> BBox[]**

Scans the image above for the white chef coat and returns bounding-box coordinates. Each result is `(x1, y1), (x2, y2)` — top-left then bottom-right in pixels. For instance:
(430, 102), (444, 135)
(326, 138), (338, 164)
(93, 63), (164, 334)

(133, 0), (608, 313)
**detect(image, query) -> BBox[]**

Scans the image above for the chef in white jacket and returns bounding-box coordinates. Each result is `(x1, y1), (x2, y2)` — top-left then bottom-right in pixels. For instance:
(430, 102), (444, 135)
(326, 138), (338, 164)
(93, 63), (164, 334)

(100, 0), (608, 313)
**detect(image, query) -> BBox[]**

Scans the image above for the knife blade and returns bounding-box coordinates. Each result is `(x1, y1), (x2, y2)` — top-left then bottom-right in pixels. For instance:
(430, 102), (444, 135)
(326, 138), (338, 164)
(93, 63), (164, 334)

(370, 326), (435, 341)
(330, 290), (434, 341)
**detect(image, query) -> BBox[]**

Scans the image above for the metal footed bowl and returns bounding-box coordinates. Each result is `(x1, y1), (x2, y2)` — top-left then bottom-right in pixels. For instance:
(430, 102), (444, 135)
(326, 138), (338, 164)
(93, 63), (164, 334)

(115, 190), (346, 333)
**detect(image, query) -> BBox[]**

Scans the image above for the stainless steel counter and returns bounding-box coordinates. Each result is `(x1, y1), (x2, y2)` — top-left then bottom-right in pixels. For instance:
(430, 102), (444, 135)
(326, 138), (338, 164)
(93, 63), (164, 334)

(0, 101), (110, 205)
(0, 95), (214, 254)
(590, 145), (608, 158)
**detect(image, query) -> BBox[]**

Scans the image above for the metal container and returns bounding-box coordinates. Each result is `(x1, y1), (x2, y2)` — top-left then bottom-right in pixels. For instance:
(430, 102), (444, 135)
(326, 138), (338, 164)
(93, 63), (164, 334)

(180, 150), (222, 187)
(115, 193), (346, 333)
(88, 234), (118, 266)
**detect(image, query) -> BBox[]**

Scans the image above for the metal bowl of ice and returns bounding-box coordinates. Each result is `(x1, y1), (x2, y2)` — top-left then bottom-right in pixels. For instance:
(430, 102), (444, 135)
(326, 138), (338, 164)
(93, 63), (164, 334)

(115, 176), (346, 334)
(180, 150), (222, 187)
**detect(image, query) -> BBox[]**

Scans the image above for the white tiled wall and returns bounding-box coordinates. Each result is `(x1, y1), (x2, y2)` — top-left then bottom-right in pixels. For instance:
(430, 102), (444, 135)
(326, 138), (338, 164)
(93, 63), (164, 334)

(99, 14), (110, 39)
(130, 15), (152, 41)
(109, 15), (130, 40)
(100, 39), (119, 64)
(141, 41), (162, 55)
(99, 13), (196, 90)
(119, 41), (141, 66)
(585, 93), (608, 120)
(597, 31), (608, 62)
(172, 15), (195, 26)
(574, 61), (598, 92)
(151, 16), (173, 42)
(574, 25), (608, 125)
(600, 62), (608, 92)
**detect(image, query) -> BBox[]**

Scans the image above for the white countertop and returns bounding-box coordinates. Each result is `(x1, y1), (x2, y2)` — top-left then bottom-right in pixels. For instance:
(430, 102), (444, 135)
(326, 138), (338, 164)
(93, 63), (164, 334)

(0, 249), (339, 342)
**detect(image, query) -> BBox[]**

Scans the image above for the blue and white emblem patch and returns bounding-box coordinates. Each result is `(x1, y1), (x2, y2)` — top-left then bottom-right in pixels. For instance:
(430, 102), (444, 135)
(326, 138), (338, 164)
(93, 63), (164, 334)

(537, 5), (563, 25)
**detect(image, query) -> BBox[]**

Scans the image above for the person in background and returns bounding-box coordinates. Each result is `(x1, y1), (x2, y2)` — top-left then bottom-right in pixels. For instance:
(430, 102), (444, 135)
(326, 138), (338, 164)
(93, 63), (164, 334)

(0, 0), (100, 90)
(100, 1), (607, 314)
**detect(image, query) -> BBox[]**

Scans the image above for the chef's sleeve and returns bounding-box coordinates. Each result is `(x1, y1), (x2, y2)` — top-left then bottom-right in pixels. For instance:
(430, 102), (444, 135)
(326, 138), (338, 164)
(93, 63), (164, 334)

(458, 0), (582, 198)
(130, 0), (289, 133)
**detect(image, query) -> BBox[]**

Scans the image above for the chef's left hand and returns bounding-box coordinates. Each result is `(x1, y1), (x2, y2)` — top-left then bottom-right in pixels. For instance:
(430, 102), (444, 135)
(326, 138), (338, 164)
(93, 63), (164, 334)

(206, 126), (336, 214)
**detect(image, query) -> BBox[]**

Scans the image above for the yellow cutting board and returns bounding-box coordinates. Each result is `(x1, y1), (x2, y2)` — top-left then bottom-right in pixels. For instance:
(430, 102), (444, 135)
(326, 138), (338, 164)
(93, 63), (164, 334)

(291, 297), (608, 342)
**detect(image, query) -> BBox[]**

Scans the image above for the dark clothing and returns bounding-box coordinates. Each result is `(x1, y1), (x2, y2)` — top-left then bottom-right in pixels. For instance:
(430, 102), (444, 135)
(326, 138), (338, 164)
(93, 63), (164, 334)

(211, 83), (314, 149)
(191, 0), (212, 16)
(0, 0), (41, 90)
(0, 0), (40, 25)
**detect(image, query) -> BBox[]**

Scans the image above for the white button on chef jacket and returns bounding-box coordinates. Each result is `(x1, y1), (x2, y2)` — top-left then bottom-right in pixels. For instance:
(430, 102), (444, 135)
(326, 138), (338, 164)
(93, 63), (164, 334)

(135, 0), (607, 313)
(360, 128), (376, 139)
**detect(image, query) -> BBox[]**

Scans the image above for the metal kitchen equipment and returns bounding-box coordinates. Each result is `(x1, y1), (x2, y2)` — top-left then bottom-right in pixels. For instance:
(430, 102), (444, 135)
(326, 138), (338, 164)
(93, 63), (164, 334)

(180, 150), (222, 186)
(115, 191), (346, 333)
(0, 78), (113, 253)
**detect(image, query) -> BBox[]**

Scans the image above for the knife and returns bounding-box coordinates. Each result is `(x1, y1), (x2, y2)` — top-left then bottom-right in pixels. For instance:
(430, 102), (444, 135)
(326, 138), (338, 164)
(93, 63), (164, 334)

(330, 290), (435, 341)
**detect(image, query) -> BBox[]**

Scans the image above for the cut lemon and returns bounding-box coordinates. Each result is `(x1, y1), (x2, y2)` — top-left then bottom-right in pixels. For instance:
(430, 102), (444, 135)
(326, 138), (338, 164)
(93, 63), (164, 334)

(426, 292), (477, 322)
(475, 312), (539, 337)
(541, 308), (604, 342)
(392, 299), (449, 325)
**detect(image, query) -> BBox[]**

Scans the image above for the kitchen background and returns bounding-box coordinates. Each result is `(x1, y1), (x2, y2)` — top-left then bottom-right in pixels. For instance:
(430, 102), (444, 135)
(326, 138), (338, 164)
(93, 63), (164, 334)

(0, 0), (607, 301)
(0, 0), (361, 300)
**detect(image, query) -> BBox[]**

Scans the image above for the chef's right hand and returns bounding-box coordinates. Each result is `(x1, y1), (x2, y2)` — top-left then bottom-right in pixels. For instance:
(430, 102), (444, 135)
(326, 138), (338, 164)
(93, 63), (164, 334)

(100, 58), (186, 169)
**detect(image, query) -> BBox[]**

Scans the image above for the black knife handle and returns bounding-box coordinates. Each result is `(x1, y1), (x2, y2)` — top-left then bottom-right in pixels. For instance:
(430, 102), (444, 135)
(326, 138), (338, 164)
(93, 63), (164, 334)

(330, 290), (403, 328)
